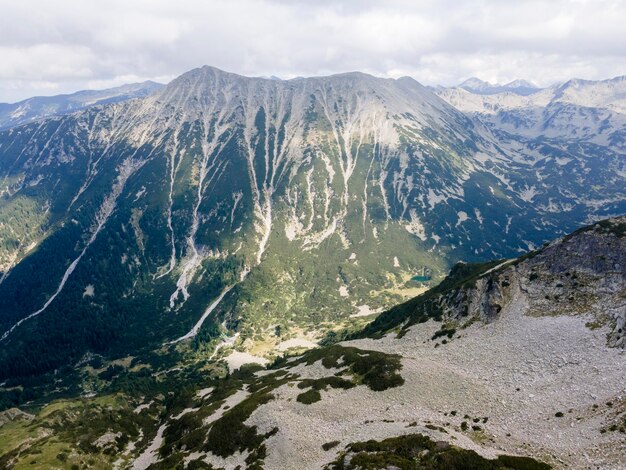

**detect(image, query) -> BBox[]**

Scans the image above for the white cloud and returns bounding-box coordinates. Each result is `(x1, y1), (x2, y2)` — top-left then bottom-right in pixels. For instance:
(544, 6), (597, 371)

(0, 0), (624, 101)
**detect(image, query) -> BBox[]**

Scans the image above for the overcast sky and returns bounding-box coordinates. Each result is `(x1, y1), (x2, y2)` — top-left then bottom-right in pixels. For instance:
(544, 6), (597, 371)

(0, 0), (624, 102)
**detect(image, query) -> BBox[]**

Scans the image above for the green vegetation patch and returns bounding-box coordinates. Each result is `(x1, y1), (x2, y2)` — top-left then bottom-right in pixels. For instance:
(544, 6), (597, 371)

(156, 366), (296, 468)
(0, 394), (159, 469)
(201, 370), (294, 465)
(298, 376), (355, 391)
(205, 392), (277, 457)
(322, 440), (341, 451)
(432, 327), (456, 341)
(324, 433), (551, 470)
(297, 389), (322, 404)
(296, 376), (355, 404)
(275, 345), (405, 391)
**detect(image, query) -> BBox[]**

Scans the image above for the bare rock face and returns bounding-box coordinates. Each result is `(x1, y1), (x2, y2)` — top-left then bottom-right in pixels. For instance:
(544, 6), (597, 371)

(518, 218), (626, 347)
(0, 408), (34, 427)
(444, 217), (626, 347)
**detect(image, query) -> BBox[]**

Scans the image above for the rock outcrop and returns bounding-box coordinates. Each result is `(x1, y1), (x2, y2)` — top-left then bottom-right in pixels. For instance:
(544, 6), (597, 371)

(368, 217), (626, 348)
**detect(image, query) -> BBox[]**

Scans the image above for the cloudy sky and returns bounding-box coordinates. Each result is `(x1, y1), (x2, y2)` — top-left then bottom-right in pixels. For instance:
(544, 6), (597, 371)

(0, 0), (624, 102)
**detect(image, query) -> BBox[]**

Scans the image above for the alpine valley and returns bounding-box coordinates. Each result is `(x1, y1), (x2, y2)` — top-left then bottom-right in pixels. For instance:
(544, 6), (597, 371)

(0, 67), (624, 470)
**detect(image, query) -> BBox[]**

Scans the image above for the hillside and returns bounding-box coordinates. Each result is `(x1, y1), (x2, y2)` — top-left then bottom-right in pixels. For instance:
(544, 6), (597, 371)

(0, 217), (624, 469)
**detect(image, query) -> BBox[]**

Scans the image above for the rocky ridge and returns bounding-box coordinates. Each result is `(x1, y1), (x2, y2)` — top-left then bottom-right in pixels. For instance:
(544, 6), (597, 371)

(367, 217), (626, 346)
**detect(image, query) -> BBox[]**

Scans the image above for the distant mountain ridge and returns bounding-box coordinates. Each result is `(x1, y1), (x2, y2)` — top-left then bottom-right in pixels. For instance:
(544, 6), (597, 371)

(437, 74), (626, 144)
(457, 77), (541, 96)
(0, 81), (164, 129)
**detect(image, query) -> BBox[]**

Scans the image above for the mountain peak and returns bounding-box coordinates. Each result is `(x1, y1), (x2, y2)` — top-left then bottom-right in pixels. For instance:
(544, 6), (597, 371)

(167, 66), (423, 89)
(457, 77), (540, 95)
(458, 77), (494, 90)
(153, 66), (435, 120)
(503, 79), (538, 89)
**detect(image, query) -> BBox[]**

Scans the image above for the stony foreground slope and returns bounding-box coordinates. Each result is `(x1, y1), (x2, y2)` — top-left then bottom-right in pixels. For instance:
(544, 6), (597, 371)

(0, 218), (623, 469)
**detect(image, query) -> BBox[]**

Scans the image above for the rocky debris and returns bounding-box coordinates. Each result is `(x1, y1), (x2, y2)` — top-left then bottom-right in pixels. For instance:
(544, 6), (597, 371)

(466, 217), (626, 347)
(0, 408), (34, 427)
(93, 431), (122, 448)
(235, 219), (626, 469)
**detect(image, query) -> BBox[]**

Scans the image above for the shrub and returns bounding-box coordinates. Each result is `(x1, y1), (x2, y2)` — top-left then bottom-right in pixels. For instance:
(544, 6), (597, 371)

(325, 433), (551, 469)
(432, 328), (456, 340)
(98, 364), (124, 381)
(297, 389), (321, 404)
(283, 345), (404, 392)
(322, 440), (341, 451)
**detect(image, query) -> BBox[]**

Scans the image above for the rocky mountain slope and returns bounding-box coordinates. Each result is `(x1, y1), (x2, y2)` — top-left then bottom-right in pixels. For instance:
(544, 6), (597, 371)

(364, 217), (626, 342)
(0, 218), (623, 469)
(0, 81), (164, 130)
(0, 66), (624, 385)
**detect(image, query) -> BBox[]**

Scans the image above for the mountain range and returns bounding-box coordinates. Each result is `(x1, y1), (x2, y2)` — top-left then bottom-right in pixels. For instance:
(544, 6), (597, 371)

(436, 75), (626, 143)
(0, 66), (624, 384)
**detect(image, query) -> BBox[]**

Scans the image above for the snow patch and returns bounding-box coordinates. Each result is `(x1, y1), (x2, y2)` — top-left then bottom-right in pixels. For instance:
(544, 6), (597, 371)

(519, 185), (537, 202)
(133, 186), (146, 201)
(427, 189), (447, 209)
(404, 209), (427, 241)
(455, 211), (469, 227)
(474, 209), (483, 225)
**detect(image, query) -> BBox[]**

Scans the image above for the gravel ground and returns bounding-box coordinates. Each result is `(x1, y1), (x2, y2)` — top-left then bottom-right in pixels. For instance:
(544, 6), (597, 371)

(242, 288), (626, 470)
(224, 351), (269, 371)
